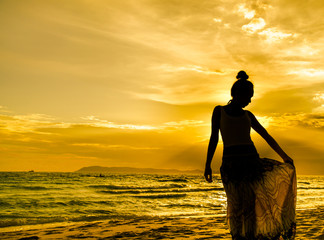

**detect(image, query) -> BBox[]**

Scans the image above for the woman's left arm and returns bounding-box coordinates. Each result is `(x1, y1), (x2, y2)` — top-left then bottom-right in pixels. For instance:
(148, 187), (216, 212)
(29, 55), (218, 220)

(247, 111), (294, 165)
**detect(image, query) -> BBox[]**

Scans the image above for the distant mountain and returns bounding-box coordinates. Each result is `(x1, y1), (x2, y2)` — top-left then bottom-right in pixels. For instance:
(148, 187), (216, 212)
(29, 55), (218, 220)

(75, 166), (202, 175)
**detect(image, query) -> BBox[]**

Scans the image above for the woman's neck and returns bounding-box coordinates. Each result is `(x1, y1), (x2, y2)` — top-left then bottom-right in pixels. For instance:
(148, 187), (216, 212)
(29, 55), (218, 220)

(224, 102), (245, 116)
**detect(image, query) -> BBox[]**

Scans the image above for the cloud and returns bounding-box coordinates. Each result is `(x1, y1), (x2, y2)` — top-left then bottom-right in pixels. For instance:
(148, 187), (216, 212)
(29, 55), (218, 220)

(213, 18), (222, 23)
(0, 105), (323, 174)
(242, 18), (266, 34)
(153, 64), (227, 76)
(251, 82), (324, 114)
(236, 3), (256, 19)
(0, 111), (210, 135)
(71, 143), (160, 150)
(1, 0), (324, 173)
(131, 70), (232, 105)
(81, 116), (159, 130)
(312, 92), (324, 111)
(256, 113), (324, 130)
(0, 113), (70, 133)
(279, 45), (320, 59)
(287, 68), (324, 78)
(0, 110), (209, 171)
(2, 0), (321, 115)
(0, 106), (11, 113)
(164, 120), (205, 127)
(258, 27), (296, 43)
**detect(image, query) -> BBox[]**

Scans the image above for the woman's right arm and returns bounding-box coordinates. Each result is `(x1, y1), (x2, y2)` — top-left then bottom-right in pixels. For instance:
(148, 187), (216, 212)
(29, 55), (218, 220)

(248, 111), (294, 165)
(204, 106), (221, 182)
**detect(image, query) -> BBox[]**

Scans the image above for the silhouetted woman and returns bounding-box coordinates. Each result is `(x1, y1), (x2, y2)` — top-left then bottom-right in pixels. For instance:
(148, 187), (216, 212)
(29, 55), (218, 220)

(204, 71), (296, 239)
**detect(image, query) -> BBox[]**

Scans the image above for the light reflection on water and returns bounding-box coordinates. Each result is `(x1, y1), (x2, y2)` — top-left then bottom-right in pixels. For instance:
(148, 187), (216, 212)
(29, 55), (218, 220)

(296, 175), (324, 210)
(0, 172), (322, 227)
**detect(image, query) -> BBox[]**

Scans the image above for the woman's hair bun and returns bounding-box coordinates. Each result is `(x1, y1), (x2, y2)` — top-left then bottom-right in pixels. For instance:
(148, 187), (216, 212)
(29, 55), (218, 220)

(236, 70), (249, 81)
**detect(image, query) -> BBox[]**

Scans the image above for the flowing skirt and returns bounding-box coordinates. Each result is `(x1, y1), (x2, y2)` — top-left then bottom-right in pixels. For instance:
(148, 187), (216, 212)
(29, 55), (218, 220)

(220, 144), (297, 240)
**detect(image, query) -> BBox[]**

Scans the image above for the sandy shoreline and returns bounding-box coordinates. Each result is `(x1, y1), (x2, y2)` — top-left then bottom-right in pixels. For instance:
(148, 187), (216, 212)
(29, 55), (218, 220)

(1, 209), (323, 239)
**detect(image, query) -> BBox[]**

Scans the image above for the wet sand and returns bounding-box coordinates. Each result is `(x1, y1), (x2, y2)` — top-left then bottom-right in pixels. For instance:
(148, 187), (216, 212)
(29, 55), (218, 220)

(1, 209), (323, 239)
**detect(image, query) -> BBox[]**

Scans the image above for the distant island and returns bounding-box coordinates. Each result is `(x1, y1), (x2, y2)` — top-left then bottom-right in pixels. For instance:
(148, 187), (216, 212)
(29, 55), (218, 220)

(75, 166), (202, 175)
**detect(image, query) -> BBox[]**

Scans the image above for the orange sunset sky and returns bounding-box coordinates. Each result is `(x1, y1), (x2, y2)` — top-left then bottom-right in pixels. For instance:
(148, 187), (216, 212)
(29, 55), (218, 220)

(0, 0), (323, 174)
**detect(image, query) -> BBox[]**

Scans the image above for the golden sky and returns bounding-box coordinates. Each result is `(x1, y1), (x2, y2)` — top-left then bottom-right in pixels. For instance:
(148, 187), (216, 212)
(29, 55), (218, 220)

(0, 0), (323, 174)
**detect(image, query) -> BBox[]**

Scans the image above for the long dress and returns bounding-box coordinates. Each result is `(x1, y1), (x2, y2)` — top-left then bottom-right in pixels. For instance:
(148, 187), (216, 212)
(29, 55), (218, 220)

(219, 106), (297, 240)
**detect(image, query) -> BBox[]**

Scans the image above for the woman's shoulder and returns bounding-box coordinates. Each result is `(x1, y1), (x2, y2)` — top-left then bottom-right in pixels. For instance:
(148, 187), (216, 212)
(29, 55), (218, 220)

(211, 105), (222, 125)
(213, 105), (224, 114)
(214, 105), (223, 109)
(245, 110), (257, 120)
(214, 105), (226, 111)
(245, 110), (254, 116)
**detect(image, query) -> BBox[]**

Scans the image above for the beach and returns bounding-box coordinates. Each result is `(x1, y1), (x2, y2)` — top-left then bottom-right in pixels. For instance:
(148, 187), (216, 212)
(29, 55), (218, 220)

(1, 208), (323, 239)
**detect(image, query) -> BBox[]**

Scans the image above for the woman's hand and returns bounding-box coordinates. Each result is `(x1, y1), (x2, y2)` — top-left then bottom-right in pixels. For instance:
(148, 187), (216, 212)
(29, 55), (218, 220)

(204, 166), (213, 183)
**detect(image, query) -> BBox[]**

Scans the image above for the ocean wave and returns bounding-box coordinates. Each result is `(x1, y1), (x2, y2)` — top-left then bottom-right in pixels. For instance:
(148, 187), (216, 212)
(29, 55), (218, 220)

(0, 172), (321, 229)
(11, 185), (62, 191)
(89, 184), (186, 190)
(94, 200), (116, 206)
(0, 213), (114, 228)
(298, 181), (310, 185)
(12, 200), (68, 208)
(68, 200), (90, 206)
(98, 187), (224, 195)
(64, 200), (116, 207)
(87, 209), (113, 214)
(163, 203), (223, 209)
(157, 178), (188, 183)
(132, 193), (187, 199)
(0, 211), (145, 228)
(0, 200), (12, 207)
(2, 198), (118, 210)
(19, 186), (49, 190)
(181, 187), (224, 192)
(0, 215), (66, 228)
(12, 198), (116, 209)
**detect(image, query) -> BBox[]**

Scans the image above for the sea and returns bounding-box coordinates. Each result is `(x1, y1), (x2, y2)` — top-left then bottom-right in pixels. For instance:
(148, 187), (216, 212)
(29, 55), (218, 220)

(0, 172), (323, 229)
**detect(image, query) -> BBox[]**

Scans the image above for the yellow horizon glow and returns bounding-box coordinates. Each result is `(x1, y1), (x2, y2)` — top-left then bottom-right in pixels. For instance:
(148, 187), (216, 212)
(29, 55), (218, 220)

(0, 0), (323, 174)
